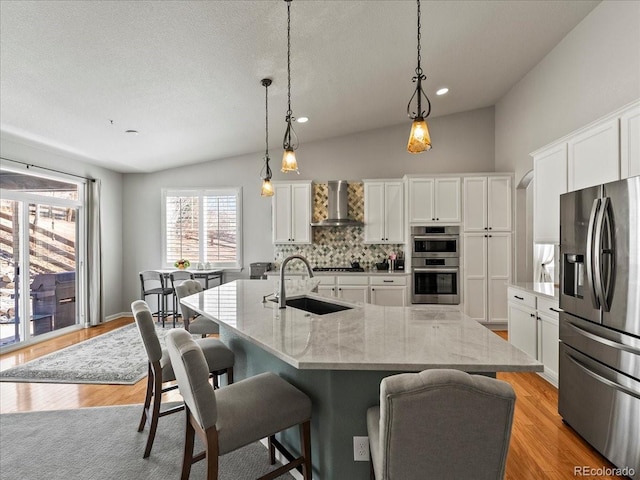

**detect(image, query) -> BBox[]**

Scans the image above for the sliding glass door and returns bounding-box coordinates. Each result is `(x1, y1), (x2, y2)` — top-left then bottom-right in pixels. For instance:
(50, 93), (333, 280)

(0, 168), (84, 348)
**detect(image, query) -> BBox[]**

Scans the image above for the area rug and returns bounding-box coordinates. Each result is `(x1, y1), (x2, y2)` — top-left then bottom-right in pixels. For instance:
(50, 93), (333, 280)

(0, 323), (175, 385)
(0, 403), (295, 480)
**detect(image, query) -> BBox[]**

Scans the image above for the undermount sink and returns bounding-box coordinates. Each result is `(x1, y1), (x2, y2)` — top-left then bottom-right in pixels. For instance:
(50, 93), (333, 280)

(271, 296), (353, 315)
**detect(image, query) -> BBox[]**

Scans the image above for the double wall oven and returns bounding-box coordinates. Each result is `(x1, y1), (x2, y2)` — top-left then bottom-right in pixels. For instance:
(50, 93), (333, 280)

(411, 226), (460, 304)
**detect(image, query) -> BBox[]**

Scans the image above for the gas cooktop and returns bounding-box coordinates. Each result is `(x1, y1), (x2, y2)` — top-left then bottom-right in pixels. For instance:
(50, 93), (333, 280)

(313, 267), (365, 272)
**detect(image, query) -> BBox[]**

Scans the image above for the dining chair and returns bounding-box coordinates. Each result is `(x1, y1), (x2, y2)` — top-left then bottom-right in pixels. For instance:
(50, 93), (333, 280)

(175, 279), (219, 337)
(139, 270), (174, 327)
(166, 328), (313, 480)
(367, 369), (516, 480)
(131, 300), (235, 459)
(169, 270), (195, 325)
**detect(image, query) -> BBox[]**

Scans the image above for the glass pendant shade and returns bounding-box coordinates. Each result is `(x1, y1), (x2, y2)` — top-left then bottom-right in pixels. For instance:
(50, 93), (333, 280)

(281, 148), (298, 172)
(407, 117), (431, 153)
(261, 177), (274, 197)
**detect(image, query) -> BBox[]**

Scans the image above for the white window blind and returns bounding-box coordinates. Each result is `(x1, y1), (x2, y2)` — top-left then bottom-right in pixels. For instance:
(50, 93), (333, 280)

(163, 188), (242, 268)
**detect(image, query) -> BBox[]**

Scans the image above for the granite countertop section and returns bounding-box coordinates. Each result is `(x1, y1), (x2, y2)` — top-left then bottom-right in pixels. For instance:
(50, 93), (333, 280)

(509, 282), (559, 300)
(182, 279), (542, 373)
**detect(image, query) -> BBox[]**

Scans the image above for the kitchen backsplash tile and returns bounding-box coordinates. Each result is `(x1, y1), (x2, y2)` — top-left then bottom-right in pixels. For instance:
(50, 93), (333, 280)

(274, 182), (403, 270)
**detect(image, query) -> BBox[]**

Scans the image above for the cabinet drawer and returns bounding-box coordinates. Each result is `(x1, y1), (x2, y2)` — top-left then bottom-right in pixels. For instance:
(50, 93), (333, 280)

(316, 276), (336, 285)
(336, 275), (369, 286)
(370, 276), (407, 286)
(537, 297), (561, 319)
(507, 287), (536, 309)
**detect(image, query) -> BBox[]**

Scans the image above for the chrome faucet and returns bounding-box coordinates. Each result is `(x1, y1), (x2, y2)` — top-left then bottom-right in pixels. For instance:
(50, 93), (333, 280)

(279, 254), (314, 309)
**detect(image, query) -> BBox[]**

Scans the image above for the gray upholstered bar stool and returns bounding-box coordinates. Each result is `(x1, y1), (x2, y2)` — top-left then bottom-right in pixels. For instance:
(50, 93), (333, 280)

(131, 300), (235, 459)
(175, 279), (220, 337)
(169, 270), (194, 323)
(367, 369), (516, 480)
(166, 328), (313, 480)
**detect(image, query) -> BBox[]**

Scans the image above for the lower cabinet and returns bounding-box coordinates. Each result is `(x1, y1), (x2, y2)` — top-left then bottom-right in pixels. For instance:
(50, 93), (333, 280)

(507, 287), (559, 386)
(370, 276), (407, 307)
(316, 275), (407, 306)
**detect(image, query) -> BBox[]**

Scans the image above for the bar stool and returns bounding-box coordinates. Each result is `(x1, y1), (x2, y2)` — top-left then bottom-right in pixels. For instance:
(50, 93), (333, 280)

(169, 270), (194, 324)
(139, 270), (174, 327)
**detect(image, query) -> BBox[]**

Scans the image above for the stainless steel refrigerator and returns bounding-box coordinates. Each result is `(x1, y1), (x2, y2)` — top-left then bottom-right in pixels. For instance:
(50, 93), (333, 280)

(559, 175), (639, 479)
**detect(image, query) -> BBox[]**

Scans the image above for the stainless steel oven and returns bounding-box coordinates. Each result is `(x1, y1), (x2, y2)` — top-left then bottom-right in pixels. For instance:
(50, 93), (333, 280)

(411, 257), (460, 304)
(411, 226), (460, 304)
(411, 226), (459, 258)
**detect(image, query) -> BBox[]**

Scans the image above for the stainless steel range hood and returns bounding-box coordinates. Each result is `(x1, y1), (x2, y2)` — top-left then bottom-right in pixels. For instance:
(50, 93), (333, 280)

(311, 180), (363, 227)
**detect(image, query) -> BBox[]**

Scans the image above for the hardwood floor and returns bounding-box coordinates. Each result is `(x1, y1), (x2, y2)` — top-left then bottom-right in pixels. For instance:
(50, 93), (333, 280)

(0, 322), (625, 479)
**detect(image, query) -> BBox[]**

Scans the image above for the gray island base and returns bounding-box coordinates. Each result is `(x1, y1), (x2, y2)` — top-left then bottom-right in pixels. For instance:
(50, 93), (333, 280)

(181, 280), (542, 480)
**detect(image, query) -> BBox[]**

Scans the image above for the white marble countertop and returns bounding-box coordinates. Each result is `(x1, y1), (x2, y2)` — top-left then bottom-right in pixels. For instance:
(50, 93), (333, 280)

(509, 282), (559, 300)
(265, 270), (409, 277)
(182, 279), (542, 373)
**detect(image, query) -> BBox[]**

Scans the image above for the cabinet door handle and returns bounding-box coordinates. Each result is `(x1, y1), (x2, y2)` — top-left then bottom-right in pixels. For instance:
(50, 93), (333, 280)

(371, 288), (375, 291)
(338, 288), (342, 291)
(488, 227), (492, 230)
(514, 295), (524, 300)
(530, 313), (535, 318)
(550, 307), (562, 313)
(436, 218), (439, 221)
(383, 280), (393, 283)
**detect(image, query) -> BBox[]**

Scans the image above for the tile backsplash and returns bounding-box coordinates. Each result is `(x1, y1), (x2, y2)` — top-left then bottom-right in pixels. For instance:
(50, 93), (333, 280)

(273, 182), (404, 270)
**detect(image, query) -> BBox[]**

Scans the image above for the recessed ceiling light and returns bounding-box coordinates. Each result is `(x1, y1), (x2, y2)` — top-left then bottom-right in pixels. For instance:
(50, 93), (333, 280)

(125, 129), (139, 135)
(436, 88), (449, 96)
(296, 117), (309, 123)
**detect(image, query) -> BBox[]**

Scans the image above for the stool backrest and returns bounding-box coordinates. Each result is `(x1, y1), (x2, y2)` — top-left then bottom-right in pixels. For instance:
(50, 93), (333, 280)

(166, 329), (218, 430)
(131, 300), (162, 363)
(139, 270), (164, 294)
(379, 369), (516, 479)
(169, 270), (195, 289)
(175, 279), (204, 320)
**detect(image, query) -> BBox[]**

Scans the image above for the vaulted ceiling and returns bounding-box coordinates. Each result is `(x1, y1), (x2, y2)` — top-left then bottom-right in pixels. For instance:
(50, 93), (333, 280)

(0, 0), (599, 173)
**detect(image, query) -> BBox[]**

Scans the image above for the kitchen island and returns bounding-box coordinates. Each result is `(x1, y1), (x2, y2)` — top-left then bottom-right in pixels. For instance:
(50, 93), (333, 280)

(182, 279), (542, 480)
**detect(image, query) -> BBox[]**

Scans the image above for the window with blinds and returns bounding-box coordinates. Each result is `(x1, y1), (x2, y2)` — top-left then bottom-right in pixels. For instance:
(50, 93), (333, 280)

(163, 188), (242, 268)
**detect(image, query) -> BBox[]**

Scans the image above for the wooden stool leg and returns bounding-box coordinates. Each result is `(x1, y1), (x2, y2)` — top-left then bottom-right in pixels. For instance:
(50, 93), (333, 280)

(181, 413), (195, 480)
(138, 363), (153, 432)
(205, 427), (219, 480)
(300, 421), (312, 480)
(142, 369), (163, 458)
(268, 435), (276, 465)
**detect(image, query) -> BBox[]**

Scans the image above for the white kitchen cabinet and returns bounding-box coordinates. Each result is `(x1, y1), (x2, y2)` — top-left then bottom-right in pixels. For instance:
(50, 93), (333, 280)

(507, 287), (560, 386)
(408, 177), (460, 224)
(364, 180), (404, 244)
(463, 176), (512, 232)
(568, 118), (620, 191)
(463, 232), (511, 324)
(533, 143), (567, 244)
(370, 276), (407, 306)
(336, 276), (370, 303)
(272, 181), (312, 244)
(620, 102), (640, 179)
(508, 301), (537, 359)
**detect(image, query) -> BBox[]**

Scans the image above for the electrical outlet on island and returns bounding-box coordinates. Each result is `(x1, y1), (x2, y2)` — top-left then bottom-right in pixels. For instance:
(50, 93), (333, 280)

(353, 436), (370, 461)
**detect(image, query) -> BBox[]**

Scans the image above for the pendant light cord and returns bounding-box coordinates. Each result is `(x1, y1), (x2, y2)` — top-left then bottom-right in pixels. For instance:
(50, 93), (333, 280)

(286, 0), (292, 119)
(265, 81), (270, 158)
(416, 0), (422, 76)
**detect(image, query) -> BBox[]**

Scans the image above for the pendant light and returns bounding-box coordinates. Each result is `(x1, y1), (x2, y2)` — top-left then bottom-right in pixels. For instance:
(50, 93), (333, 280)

(281, 0), (299, 173)
(406, 0), (432, 153)
(260, 78), (274, 197)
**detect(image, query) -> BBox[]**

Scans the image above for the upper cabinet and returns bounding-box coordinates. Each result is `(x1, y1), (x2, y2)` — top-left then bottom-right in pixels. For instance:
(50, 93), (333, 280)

(462, 176), (512, 232)
(568, 118), (620, 191)
(364, 180), (404, 244)
(621, 103), (640, 179)
(531, 99), (640, 245)
(272, 181), (312, 244)
(533, 144), (567, 244)
(408, 177), (460, 224)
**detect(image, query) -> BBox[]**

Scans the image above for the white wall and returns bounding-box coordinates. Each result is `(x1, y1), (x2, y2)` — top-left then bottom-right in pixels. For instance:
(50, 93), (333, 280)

(121, 106), (496, 309)
(495, 0), (640, 281)
(495, 0), (640, 183)
(0, 132), (125, 319)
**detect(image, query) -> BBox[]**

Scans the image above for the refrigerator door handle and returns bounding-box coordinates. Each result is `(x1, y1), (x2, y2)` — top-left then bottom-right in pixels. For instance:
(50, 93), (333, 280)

(566, 321), (640, 356)
(585, 198), (601, 309)
(599, 198), (614, 312)
(565, 351), (640, 400)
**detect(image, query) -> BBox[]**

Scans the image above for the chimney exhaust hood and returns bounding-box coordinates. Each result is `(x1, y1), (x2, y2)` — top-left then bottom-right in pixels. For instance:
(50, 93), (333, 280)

(311, 180), (363, 227)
